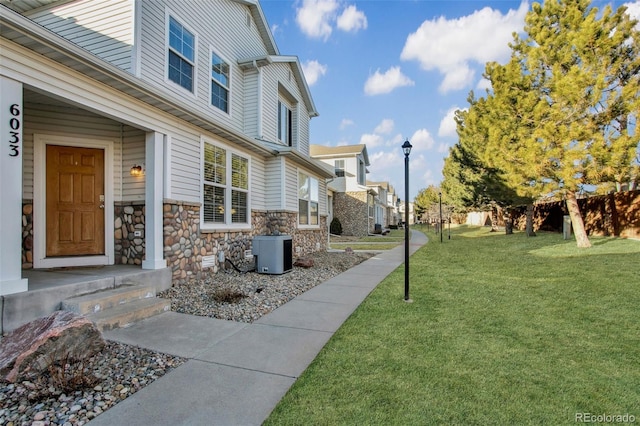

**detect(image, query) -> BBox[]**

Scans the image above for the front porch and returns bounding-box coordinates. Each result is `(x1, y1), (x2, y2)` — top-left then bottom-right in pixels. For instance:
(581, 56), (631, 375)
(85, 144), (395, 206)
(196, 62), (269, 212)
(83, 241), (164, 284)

(1, 265), (171, 335)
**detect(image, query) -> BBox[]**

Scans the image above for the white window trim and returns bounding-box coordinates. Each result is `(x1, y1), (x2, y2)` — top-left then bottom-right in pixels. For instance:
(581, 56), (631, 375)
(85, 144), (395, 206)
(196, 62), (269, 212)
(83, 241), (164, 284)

(298, 169), (320, 229)
(165, 10), (198, 97)
(278, 99), (292, 146)
(208, 46), (232, 116)
(200, 137), (251, 231)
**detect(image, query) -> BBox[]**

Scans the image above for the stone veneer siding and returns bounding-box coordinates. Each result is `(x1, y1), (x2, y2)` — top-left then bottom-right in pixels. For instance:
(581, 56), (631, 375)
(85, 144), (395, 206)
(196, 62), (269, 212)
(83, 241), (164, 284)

(20, 199), (327, 285)
(164, 203), (327, 286)
(114, 202), (145, 265)
(21, 202), (33, 269)
(333, 191), (369, 237)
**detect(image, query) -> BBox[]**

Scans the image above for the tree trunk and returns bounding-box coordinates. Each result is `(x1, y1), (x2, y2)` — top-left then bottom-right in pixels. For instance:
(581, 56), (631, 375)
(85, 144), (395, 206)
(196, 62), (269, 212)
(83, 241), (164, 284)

(566, 192), (591, 248)
(526, 204), (536, 236)
(505, 210), (513, 235)
(490, 205), (499, 232)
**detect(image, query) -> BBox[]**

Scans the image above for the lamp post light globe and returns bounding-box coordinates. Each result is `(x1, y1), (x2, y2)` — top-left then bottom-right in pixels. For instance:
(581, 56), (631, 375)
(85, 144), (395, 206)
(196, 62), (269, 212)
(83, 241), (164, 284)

(402, 139), (412, 302)
(402, 140), (412, 157)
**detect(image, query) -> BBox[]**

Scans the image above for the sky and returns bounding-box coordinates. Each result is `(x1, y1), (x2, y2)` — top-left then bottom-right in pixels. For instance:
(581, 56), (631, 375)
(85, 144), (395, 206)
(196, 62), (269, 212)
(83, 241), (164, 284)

(259, 0), (640, 201)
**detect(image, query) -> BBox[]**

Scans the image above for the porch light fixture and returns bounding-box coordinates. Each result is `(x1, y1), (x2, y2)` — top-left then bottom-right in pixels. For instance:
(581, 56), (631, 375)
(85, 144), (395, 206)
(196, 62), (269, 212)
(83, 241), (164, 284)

(402, 139), (412, 302)
(130, 164), (144, 177)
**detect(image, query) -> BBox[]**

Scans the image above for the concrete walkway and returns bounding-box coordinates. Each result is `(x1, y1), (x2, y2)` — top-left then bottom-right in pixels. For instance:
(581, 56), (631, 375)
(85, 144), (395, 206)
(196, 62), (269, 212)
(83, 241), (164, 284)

(89, 230), (427, 426)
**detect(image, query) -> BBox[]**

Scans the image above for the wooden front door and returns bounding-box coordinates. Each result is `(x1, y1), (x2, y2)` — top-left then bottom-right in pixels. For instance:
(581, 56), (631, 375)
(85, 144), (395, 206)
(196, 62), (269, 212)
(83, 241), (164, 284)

(46, 145), (105, 257)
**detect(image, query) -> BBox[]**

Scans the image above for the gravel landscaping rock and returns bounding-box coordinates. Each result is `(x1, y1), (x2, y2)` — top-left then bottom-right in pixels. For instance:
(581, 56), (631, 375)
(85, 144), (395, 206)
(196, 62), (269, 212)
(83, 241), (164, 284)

(0, 250), (374, 425)
(159, 250), (375, 323)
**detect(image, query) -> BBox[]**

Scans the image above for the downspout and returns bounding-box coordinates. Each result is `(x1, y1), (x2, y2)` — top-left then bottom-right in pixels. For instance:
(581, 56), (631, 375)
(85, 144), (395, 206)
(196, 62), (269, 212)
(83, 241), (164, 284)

(256, 63), (263, 139)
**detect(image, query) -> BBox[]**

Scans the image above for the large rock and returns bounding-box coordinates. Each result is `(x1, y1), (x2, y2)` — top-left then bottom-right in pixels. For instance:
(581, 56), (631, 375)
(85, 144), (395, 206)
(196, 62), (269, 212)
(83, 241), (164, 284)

(294, 257), (314, 268)
(0, 310), (105, 383)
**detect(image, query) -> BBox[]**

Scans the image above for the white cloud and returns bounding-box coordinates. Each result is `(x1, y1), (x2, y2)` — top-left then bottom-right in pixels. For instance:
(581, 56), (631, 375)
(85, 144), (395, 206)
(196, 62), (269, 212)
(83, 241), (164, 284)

(364, 66), (415, 95)
(476, 77), (492, 92)
(339, 118), (354, 130)
(295, 0), (368, 40)
(400, 1), (528, 93)
(386, 133), (405, 147)
(337, 5), (368, 32)
(369, 150), (403, 171)
(360, 133), (384, 148)
(438, 107), (462, 138)
(438, 142), (450, 153)
(439, 64), (475, 93)
(302, 60), (327, 86)
(409, 128), (435, 151)
(374, 119), (394, 135)
(296, 0), (339, 40)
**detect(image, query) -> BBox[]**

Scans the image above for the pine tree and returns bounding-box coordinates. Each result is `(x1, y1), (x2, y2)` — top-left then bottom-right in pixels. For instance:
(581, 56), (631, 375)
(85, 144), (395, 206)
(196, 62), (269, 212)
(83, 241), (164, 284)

(450, 0), (640, 248)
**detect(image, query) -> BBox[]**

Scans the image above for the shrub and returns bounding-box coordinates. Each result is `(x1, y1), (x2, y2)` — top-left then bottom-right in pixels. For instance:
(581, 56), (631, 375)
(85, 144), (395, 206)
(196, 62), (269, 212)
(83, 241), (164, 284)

(330, 217), (343, 235)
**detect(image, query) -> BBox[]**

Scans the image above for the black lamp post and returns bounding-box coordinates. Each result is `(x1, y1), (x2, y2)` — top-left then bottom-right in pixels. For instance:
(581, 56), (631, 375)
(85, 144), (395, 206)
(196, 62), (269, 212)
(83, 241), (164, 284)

(402, 139), (412, 302)
(439, 192), (443, 243)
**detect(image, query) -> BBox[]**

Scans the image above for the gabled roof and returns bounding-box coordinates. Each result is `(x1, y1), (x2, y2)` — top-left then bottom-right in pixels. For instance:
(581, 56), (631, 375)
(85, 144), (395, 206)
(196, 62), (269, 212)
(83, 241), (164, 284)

(310, 144), (370, 166)
(367, 181), (391, 191)
(231, 0), (279, 56)
(238, 55), (318, 117)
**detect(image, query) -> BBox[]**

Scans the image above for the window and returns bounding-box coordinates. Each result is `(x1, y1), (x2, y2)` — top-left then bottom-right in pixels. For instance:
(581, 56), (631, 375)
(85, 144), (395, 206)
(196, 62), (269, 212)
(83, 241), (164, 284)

(211, 51), (229, 112)
(299, 172), (319, 225)
(203, 142), (249, 226)
(168, 16), (195, 92)
(278, 100), (292, 146)
(334, 160), (345, 177)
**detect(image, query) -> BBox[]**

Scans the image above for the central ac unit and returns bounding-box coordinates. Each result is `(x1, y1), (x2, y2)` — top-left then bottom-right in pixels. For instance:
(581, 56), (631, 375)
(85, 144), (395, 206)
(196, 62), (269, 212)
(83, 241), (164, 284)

(251, 235), (293, 274)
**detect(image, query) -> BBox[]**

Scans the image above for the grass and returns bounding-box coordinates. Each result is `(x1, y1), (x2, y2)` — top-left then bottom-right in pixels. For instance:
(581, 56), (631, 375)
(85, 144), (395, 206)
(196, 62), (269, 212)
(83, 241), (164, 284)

(330, 242), (401, 251)
(265, 225), (640, 425)
(329, 229), (404, 251)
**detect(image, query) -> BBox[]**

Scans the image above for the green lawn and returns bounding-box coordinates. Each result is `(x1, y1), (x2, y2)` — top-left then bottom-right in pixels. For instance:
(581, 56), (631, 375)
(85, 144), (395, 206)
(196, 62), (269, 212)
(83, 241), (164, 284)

(265, 226), (640, 425)
(330, 242), (401, 251)
(329, 229), (405, 251)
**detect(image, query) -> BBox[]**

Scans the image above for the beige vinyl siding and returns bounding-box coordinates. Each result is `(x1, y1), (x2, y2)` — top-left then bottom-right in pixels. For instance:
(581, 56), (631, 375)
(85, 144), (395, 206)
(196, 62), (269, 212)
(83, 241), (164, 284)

(138, 0), (267, 134)
(318, 178), (327, 216)
(4, 39), (210, 205)
(27, 0), (135, 72)
(243, 68), (260, 138)
(21, 103), (124, 200)
(169, 132), (201, 203)
(260, 65), (279, 143)
(260, 63), (312, 153)
(263, 157), (284, 210)
(284, 160), (299, 212)
(121, 126), (145, 200)
(251, 154), (266, 211)
(297, 101), (311, 156)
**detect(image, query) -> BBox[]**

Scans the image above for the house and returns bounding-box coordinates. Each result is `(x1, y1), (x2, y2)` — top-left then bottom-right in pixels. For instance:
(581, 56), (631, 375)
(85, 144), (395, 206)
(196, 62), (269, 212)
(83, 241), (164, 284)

(0, 0), (333, 331)
(310, 144), (378, 237)
(398, 200), (415, 226)
(366, 181), (399, 230)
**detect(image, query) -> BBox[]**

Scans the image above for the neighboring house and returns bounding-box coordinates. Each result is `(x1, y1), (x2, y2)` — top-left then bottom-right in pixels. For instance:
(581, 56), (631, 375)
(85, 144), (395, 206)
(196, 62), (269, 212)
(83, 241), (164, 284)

(310, 144), (377, 237)
(367, 181), (398, 230)
(398, 201), (415, 225)
(0, 0), (333, 299)
(387, 184), (399, 227)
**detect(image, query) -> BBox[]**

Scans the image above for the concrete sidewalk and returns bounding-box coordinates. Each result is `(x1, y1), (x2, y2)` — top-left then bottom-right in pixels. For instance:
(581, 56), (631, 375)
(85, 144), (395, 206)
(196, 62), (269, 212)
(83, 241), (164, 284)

(90, 230), (427, 426)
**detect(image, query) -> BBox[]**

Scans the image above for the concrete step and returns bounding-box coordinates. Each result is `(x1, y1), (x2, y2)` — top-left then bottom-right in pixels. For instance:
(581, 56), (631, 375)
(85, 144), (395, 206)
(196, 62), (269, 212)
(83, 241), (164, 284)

(88, 297), (171, 331)
(62, 285), (156, 315)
